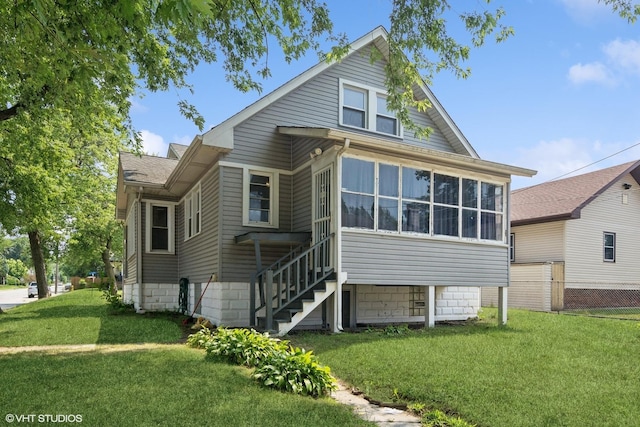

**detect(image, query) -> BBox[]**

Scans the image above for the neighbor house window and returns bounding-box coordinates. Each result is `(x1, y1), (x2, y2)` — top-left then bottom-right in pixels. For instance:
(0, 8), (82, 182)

(145, 202), (175, 253)
(184, 184), (201, 240)
(603, 232), (616, 262)
(340, 156), (505, 242)
(339, 79), (401, 137)
(243, 169), (279, 228)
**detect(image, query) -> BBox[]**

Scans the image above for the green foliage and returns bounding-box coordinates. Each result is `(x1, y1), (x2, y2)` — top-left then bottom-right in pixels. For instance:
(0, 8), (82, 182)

(102, 288), (134, 314)
(383, 324), (411, 335)
(5, 258), (28, 282)
(187, 327), (336, 397)
(422, 409), (475, 427)
(185, 327), (214, 350)
(203, 327), (289, 367)
(253, 346), (336, 397)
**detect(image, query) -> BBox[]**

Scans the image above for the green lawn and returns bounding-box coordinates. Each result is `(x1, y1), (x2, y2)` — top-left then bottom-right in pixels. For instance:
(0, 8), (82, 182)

(289, 310), (640, 427)
(0, 289), (183, 346)
(2, 291), (639, 426)
(0, 284), (25, 291)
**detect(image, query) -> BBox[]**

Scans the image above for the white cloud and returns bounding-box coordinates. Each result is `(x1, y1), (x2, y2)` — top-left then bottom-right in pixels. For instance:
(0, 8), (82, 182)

(567, 62), (614, 85)
(603, 39), (640, 74)
(140, 130), (169, 156)
(512, 138), (640, 189)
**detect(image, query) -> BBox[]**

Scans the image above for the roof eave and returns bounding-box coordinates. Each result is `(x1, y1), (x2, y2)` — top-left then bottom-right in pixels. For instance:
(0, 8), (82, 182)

(278, 126), (536, 178)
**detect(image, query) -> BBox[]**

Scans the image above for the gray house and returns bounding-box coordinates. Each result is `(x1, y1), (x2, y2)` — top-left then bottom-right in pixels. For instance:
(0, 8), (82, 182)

(116, 27), (535, 335)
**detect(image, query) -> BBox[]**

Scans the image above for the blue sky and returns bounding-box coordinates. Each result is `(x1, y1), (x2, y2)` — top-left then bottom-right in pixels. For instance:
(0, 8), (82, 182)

(131, 0), (640, 189)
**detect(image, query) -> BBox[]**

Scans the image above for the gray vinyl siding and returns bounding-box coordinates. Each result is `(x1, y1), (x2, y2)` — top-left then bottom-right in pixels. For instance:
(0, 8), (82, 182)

(342, 232), (509, 287)
(178, 166), (220, 284)
(140, 202), (179, 283)
(219, 166), (298, 283)
(292, 166), (312, 232)
(223, 43), (461, 168)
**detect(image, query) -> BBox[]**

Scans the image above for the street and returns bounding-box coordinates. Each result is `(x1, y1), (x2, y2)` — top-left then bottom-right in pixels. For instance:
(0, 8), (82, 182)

(0, 286), (69, 311)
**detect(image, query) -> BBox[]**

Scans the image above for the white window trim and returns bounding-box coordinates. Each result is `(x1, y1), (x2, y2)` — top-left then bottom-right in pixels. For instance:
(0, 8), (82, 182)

(243, 168), (279, 228)
(183, 183), (202, 241)
(603, 231), (616, 262)
(339, 78), (403, 138)
(145, 201), (175, 254)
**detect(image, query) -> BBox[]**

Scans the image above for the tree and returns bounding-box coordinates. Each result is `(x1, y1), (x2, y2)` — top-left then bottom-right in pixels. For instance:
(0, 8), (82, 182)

(2, 0), (637, 298)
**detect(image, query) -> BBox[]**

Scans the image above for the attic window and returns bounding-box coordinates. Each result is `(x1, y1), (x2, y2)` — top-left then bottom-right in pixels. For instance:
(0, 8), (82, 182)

(339, 79), (401, 137)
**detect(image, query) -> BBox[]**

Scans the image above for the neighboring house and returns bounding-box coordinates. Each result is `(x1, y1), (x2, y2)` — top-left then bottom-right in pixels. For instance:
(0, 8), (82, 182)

(116, 27), (534, 335)
(483, 160), (640, 311)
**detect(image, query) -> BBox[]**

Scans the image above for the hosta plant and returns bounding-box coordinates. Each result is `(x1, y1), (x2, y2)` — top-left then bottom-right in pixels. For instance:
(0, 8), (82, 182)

(252, 346), (337, 397)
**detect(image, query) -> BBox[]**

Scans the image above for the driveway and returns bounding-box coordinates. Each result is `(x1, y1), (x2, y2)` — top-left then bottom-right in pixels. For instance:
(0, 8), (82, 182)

(0, 286), (69, 311)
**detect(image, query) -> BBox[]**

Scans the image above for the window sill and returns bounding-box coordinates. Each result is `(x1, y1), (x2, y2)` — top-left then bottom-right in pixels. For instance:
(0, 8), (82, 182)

(339, 123), (403, 140)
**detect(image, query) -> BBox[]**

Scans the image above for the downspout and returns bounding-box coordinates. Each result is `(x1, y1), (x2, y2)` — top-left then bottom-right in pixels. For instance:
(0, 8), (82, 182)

(136, 188), (144, 313)
(334, 138), (350, 332)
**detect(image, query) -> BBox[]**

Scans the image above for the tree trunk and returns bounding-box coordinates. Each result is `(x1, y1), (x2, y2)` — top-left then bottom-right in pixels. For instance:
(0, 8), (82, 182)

(28, 230), (49, 299)
(102, 237), (116, 295)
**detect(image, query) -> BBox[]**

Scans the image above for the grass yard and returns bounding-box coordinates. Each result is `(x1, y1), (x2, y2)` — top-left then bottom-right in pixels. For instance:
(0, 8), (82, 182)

(0, 290), (372, 427)
(0, 346), (372, 427)
(0, 289), (183, 346)
(289, 310), (640, 427)
(2, 291), (639, 426)
(0, 284), (25, 291)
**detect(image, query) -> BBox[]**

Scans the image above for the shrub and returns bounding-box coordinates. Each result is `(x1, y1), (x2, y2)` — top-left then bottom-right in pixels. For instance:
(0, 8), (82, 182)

(204, 327), (289, 367)
(186, 327), (214, 349)
(102, 288), (134, 314)
(252, 346), (336, 397)
(187, 327), (337, 397)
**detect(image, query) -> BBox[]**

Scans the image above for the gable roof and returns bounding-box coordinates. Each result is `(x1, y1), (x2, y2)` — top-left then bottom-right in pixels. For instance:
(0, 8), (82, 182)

(201, 26), (479, 159)
(511, 160), (640, 226)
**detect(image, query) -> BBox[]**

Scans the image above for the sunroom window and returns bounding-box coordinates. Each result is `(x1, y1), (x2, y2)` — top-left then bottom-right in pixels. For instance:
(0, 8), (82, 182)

(340, 156), (505, 242)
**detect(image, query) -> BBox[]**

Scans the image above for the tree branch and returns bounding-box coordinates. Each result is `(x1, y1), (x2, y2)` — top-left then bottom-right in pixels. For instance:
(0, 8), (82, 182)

(0, 103), (20, 122)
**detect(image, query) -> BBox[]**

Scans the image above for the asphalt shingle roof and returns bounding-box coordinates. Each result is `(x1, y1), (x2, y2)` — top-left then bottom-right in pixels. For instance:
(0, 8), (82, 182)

(120, 152), (177, 186)
(511, 160), (640, 225)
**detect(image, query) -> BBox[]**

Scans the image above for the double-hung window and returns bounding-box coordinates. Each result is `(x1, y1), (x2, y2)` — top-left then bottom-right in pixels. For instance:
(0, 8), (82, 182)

(184, 184), (201, 240)
(243, 169), (279, 228)
(145, 202), (175, 253)
(339, 79), (401, 137)
(341, 158), (375, 229)
(481, 183), (504, 240)
(402, 167), (430, 233)
(603, 232), (616, 262)
(433, 174), (459, 237)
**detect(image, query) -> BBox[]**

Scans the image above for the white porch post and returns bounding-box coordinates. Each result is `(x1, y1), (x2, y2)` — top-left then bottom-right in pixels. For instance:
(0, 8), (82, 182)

(425, 285), (435, 328)
(498, 286), (508, 325)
